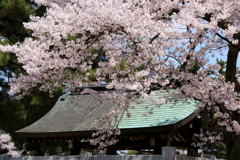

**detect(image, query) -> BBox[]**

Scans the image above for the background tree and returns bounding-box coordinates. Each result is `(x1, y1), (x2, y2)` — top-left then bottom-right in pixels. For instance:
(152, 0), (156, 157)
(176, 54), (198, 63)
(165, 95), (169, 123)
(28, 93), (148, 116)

(0, 0), (65, 156)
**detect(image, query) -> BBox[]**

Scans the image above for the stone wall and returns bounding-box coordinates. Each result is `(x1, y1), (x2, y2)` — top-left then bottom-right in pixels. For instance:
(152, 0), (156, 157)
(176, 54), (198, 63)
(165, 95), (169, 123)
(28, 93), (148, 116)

(0, 147), (223, 160)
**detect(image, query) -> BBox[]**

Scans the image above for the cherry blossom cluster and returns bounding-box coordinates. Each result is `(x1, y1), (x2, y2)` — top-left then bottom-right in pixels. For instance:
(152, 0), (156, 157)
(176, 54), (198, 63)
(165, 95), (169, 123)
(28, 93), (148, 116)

(191, 130), (224, 158)
(0, 0), (240, 147)
(193, 129), (224, 149)
(90, 128), (120, 149)
(0, 130), (20, 157)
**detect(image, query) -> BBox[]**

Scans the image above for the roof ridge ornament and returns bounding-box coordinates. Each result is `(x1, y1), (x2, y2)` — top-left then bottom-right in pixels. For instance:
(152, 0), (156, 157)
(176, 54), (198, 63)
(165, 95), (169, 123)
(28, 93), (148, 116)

(60, 83), (71, 101)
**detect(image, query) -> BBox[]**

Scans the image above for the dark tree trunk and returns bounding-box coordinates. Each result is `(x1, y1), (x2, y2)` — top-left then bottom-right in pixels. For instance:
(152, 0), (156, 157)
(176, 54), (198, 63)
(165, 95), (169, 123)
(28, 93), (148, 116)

(225, 44), (240, 160)
(229, 135), (240, 160)
(226, 45), (240, 91)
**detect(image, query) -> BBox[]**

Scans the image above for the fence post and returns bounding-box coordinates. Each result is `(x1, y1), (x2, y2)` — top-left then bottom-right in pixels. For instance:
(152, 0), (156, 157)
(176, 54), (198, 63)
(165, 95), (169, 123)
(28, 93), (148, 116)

(79, 152), (91, 160)
(162, 146), (176, 160)
(0, 154), (11, 160)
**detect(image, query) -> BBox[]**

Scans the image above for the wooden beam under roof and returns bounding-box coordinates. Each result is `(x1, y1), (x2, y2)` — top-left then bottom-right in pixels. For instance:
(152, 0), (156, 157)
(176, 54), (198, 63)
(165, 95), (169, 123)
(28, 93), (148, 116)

(177, 133), (187, 142)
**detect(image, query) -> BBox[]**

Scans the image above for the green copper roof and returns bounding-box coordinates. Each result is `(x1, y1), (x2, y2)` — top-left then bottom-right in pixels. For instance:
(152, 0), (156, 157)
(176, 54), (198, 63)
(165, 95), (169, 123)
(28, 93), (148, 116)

(17, 89), (199, 136)
(119, 91), (199, 129)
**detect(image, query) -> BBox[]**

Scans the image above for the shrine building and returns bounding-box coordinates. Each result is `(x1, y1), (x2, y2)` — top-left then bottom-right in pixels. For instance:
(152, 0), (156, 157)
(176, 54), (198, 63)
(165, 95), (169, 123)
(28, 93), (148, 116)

(16, 84), (201, 155)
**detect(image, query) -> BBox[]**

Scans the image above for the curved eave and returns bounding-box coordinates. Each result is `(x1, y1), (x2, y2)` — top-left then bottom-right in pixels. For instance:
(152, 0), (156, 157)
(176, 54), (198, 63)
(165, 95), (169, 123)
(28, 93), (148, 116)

(16, 110), (197, 139)
(16, 90), (200, 140)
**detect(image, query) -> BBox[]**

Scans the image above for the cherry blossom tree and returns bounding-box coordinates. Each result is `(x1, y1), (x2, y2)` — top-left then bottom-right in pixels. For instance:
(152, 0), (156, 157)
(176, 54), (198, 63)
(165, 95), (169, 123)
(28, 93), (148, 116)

(0, 0), (240, 158)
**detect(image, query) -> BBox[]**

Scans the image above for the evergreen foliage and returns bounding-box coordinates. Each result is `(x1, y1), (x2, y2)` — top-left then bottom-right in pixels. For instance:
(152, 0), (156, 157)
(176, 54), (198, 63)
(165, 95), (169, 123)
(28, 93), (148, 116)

(0, 0), (65, 156)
